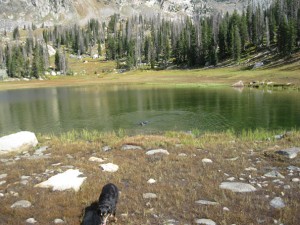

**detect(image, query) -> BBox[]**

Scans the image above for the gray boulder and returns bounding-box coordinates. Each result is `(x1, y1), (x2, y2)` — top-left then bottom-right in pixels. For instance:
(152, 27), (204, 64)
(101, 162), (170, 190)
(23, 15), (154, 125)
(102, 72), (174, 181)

(270, 197), (285, 209)
(276, 147), (300, 159)
(11, 200), (32, 208)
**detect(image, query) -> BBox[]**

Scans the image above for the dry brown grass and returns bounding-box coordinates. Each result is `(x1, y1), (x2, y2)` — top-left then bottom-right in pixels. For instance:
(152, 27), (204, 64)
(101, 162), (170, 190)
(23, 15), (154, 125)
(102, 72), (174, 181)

(0, 130), (300, 224)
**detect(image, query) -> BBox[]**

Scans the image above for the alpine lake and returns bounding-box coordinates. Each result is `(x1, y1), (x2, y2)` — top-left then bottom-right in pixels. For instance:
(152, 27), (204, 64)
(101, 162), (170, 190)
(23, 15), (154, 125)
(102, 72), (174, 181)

(0, 84), (299, 136)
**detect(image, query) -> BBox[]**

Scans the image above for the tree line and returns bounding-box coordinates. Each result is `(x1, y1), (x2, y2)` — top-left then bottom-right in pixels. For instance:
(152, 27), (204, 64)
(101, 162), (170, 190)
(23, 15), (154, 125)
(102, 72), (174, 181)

(0, 0), (299, 78)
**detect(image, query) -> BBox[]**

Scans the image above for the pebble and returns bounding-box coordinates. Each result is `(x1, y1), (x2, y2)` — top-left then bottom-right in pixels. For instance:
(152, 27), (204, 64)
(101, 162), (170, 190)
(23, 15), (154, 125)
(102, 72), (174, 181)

(89, 156), (106, 163)
(121, 145), (143, 151)
(195, 200), (219, 205)
(100, 163), (119, 172)
(11, 200), (32, 208)
(264, 171), (285, 179)
(270, 197), (285, 209)
(54, 218), (65, 224)
(202, 158), (213, 163)
(147, 178), (156, 184)
(0, 180), (6, 186)
(146, 149), (169, 155)
(26, 218), (37, 224)
(292, 178), (300, 182)
(143, 193), (157, 199)
(0, 174), (7, 179)
(219, 182), (257, 193)
(178, 153), (187, 157)
(195, 218), (216, 225)
(223, 207), (230, 211)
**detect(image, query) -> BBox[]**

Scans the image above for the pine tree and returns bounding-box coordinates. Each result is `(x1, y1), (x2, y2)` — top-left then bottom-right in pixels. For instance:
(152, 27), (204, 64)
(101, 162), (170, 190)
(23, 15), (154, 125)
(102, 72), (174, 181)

(233, 25), (242, 61)
(13, 27), (20, 40)
(277, 16), (290, 55)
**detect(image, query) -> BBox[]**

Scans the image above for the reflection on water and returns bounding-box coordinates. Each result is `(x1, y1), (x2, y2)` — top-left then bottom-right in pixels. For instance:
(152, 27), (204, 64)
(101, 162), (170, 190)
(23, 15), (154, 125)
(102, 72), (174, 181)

(0, 85), (299, 135)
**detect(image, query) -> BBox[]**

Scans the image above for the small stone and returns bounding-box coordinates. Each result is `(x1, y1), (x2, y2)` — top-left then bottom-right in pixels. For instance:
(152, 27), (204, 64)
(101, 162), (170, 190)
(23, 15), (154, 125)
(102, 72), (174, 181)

(195, 218), (216, 225)
(223, 207), (230, 211)
(146, 149), (169, 155)
(202, 158), (213, 163)
(226, 157), (239, 161)
(89, 156), (106, 163)
(100, 163), (119, 172)
(11, 200), (32, 208)
(143, 193), (157, 199)
(264, 171), (285, 179)
(270, 197), (285, 209)
(102, 146), (111, 152)
(26, 218), (37, 224)
(54, 218), (65, 224)
(0, 180), (6, 186)
(245, 167), (257, 171)
(283, 185), (291, 189)
(287, 166), (300, 172)
(147, 178), (156, 184)
(163, 219), (179, 225)
(0, 174), (7, 179)
(227, 177), (235, 181)
(220, 182), (257, 193)
(292, 178), (300, 182)
(0, 193), (4, 197)
(121, 145), (143, 151)
(178, 153), (187, 157)
(195, 200), (219, 205)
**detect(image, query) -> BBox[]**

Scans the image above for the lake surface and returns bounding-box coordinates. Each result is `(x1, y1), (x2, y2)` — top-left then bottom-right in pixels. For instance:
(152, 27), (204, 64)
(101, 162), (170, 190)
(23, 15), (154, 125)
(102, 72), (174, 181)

(0, 85), (299, 136)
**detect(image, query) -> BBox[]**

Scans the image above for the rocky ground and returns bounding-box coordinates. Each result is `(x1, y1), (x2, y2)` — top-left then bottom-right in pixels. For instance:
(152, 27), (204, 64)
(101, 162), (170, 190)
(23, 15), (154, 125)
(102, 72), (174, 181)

(0, 130), (300, 224)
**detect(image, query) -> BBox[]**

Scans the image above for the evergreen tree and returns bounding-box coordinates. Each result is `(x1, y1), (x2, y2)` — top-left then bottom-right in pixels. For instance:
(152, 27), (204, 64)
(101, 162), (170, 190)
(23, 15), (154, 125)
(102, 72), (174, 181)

(232, 25), (242, 61)
(13, 27), (20, 40)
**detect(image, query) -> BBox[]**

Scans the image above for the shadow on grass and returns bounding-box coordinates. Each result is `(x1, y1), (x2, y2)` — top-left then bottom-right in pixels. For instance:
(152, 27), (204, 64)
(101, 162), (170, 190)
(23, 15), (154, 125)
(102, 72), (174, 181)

(81, 201), (100, 225)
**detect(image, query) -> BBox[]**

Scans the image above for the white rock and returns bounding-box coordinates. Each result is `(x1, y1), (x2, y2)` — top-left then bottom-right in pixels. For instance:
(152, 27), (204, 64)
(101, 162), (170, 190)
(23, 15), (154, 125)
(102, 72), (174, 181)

(11, 200), (32, 208)
(147, 178), (156, 184)
(0, 174), (7, 179)
(227, 177), (235, 181)
(54, 218), (65, 224)
(232, 80), (244, 87)
(195, 200), (219, 205)
(26, 218), (37, 224)
(202, 158), (213, 163)
(270, 197), (285, 209)
(223, 207), (230, 211)
(292, 178), (300, 182)
(245, 167), (257, 171)
(35, 169), (86, 192)
(89, 156), (106, 163)
(220, 182), (257, 193)
(146, 149), (169, 155)
(143, 193), (157, 199)
(121, 145), (143, 151)
(0, 131), (38, 154)
(100, 163), (119, 172)
(178, 153), (187, 157)
(195, 218), (216, 225)
(264, 171), (285, 179)
(0, 180), (6, 185)
(102, 146), (111, 152)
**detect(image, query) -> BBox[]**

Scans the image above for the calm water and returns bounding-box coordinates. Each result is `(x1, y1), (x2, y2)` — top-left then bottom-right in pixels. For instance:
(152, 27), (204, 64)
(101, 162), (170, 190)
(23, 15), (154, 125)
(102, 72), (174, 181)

(0, 85), (299, 136)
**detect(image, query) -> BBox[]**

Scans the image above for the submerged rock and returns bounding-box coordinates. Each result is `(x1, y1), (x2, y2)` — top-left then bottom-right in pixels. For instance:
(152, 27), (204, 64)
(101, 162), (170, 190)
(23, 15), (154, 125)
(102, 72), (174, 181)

(219, 182), (257, 193)
(232, 80), (244, 87)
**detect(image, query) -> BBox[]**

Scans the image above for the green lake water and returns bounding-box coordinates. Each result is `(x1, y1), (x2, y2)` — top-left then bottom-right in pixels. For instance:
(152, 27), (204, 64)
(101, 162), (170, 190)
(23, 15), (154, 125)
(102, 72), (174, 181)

(0, 85), (299, 135)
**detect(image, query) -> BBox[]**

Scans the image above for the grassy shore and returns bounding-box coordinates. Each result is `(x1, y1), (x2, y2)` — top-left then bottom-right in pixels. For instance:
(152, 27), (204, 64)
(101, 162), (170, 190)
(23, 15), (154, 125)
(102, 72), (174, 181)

(0, 52), (300, 91)
(0, 130), (299, 224)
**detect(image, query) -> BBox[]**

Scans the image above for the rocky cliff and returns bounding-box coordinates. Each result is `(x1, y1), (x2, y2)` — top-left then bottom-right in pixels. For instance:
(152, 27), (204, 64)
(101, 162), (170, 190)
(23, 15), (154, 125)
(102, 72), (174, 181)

(0, 0), (253, 31)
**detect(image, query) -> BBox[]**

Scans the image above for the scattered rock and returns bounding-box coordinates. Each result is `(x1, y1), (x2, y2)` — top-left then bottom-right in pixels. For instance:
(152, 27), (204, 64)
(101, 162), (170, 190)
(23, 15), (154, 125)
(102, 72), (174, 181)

(276, 147), (300, 159)
(226, 157), (239, 161)
(26, 218), (37, 224)
(89, 156), (106, 163)
(11, 200), (32, 208)
(0, 174), (8, 179)
(245, 167), (257, 171)
(227, 177), (235, 181)
(0, 131), (38, 154)
(147, 178), (156, 184)
(231, 80), (244, 87)
(292, 178), (300, 182)
(121, 145), (143, 151)
(178, 153), (187, 157)
(0, 180), (6, 185)
(146, 149), (169, 155)
(35, 169), (86, 192)
(100, 163), (119, 172)
(195, 200), (219, 205)
(195, 218), (216, 225)
(253, 61), (264, 69)
(287, 166), (300, 172)
(143, 193), (157, 199)
(219, 182), (257, 193)
(102, 146), (112, 152)
(34, 146), (48, 155)
(223, 207), (230, 211)
(202, 158), (213, 163)
(54, 218), (65, 224)
(264, 171), (285, 179)
(270, 197), (285, 209)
